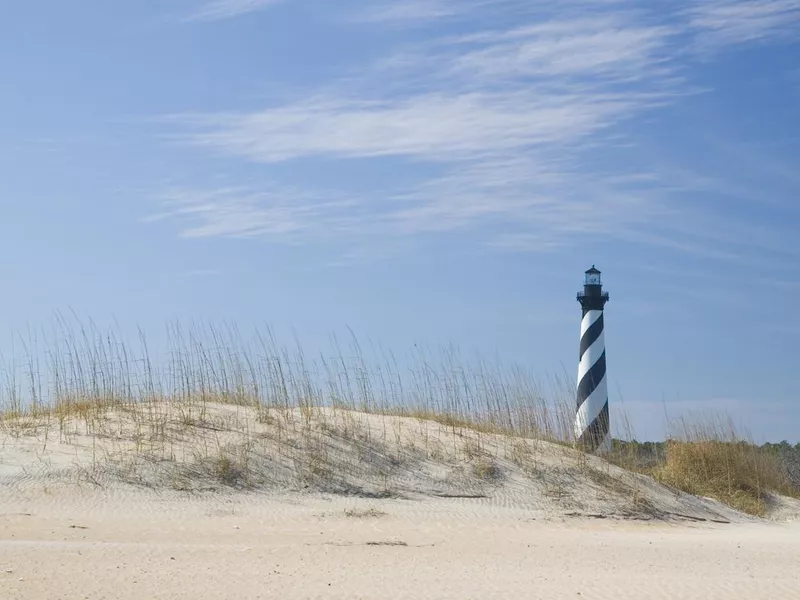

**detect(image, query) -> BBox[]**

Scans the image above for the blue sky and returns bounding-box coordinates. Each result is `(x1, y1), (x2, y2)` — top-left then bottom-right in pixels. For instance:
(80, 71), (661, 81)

(1, 0), (798, 441)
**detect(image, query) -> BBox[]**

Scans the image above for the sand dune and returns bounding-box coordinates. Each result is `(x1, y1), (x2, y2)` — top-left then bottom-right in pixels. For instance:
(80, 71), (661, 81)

(2, 402), (800, 598)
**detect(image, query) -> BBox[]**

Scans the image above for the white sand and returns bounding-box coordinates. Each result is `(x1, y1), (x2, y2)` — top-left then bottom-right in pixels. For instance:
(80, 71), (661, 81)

(2, 487), (799, 600)
(2, 403), (800, 598)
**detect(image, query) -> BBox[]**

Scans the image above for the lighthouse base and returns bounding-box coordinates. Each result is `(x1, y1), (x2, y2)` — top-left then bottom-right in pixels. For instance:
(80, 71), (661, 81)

(594, 433), (611, 455)
(574, 430), (611, 455)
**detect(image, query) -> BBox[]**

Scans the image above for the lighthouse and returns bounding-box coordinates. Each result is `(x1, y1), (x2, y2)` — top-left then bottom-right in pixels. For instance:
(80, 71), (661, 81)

(575, 266), (610, 454)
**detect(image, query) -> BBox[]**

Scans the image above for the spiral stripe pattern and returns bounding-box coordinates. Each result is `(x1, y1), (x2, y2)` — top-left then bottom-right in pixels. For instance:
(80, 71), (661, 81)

(575, 309), (610, 453)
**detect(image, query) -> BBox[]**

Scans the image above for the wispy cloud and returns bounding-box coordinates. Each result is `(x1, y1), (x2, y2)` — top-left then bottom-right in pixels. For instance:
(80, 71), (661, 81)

(352, 0), (461, 24)
(174, 89), (658, 163)
(688, 0), (800, 47)
(349, 0), (648, 26)
(162, 9), (682, 247)
(160, 1), (797, 259)
(190, 0), (284, 21)
(147, 186), (363, 240)
(451, 22), (675, 80)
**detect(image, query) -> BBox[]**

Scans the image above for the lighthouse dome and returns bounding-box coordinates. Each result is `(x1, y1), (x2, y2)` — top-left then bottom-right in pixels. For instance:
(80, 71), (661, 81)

(584, 265), (601, 286)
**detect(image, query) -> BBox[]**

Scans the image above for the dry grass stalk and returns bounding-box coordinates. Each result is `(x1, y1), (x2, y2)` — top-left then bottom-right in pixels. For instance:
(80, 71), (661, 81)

(1, 319), (798, 517)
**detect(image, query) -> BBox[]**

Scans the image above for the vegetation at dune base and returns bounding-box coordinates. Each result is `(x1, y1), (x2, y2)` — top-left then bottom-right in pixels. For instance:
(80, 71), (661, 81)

(610, 429), (800, 517)
(0, 318), (798, 517)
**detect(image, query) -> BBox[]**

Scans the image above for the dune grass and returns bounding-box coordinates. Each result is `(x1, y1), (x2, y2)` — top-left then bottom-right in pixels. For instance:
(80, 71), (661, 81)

(1, 318), (797, 516)
(0, 319), (581, 451)
(652, 414), (799, 516)
(605, 412), (800, 517)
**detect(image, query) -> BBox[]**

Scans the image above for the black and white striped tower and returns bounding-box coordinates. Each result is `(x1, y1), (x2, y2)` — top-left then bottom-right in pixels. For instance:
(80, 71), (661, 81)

(575, 266), (611, 454)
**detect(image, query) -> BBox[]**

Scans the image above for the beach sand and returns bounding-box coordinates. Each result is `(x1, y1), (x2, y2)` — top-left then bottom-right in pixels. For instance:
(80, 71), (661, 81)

(2, 486), (800, 600)
(2, 403), (800, 599)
